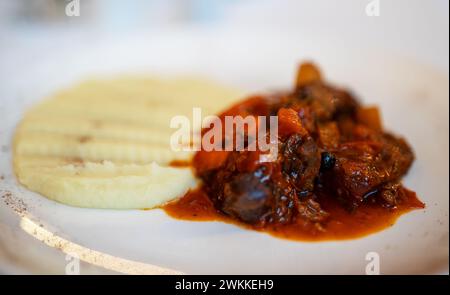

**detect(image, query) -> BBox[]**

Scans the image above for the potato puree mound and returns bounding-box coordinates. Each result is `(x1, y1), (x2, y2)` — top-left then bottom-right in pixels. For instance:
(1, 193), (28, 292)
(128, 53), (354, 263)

(13, 77), (242, 209)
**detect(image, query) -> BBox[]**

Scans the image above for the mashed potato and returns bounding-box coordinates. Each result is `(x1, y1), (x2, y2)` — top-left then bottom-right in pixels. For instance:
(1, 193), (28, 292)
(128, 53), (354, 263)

(13, 77), (242, 209)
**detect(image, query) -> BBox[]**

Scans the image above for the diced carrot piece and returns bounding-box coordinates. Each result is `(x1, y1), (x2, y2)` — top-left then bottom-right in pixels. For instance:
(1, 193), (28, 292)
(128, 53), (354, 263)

(357, 106), (382, 132)
(277, 108), (308, 138)
(318, 122), (340, 148)
(193, 150), (230, 175)
(296, 62), (322, 87)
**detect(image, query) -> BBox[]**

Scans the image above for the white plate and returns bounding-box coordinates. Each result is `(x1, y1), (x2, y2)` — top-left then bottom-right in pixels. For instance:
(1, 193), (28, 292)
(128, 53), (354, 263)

(0, 30), (448, 274)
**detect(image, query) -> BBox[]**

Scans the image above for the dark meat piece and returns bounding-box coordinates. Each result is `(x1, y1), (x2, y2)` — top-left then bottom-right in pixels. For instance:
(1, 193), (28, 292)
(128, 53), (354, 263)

(319, 134), (414, 208)
(196, 62), (417, 228)
(273, 80), (359, 126)
(203, 145), (326, 226)
(281, 134), (321, 193)
(203, 151), (297, 226)
(222, 173), (272, 224)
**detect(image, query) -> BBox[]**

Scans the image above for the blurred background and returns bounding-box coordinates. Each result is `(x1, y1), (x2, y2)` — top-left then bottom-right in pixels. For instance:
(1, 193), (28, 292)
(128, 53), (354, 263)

(0, 0), (448, 275)
(0, 0), (448, 71)
(0, 0), (448, 98)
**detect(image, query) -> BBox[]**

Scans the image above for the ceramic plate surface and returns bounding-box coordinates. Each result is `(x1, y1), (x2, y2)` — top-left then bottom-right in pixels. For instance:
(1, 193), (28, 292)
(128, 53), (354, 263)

(0, 30), (448, 274)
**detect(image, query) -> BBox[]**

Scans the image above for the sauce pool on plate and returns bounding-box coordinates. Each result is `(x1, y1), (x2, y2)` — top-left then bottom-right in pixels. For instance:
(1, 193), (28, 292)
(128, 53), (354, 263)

(163, 187), (423, 241)
(164, 62), (425, 241)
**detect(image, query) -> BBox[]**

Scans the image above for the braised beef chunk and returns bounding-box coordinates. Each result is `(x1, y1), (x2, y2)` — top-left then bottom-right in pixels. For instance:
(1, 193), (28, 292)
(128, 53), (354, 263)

(203, 150), (300, 226)
(274, 77), (359, 125)
(196, 62), (417, 227)
(281, 134), (321, 193)
(222, 172), (272, 224)
(317, 131), (414, 209)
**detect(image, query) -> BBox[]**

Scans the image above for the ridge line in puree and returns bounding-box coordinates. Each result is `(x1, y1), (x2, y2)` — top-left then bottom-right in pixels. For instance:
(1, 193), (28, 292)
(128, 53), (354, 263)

(13, 77), (243, 209)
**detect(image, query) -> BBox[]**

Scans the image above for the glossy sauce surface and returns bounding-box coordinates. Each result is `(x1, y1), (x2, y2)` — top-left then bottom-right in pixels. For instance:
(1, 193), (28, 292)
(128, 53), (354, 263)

(163, 187), (424, 241)
(164, 63), (425, 241)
